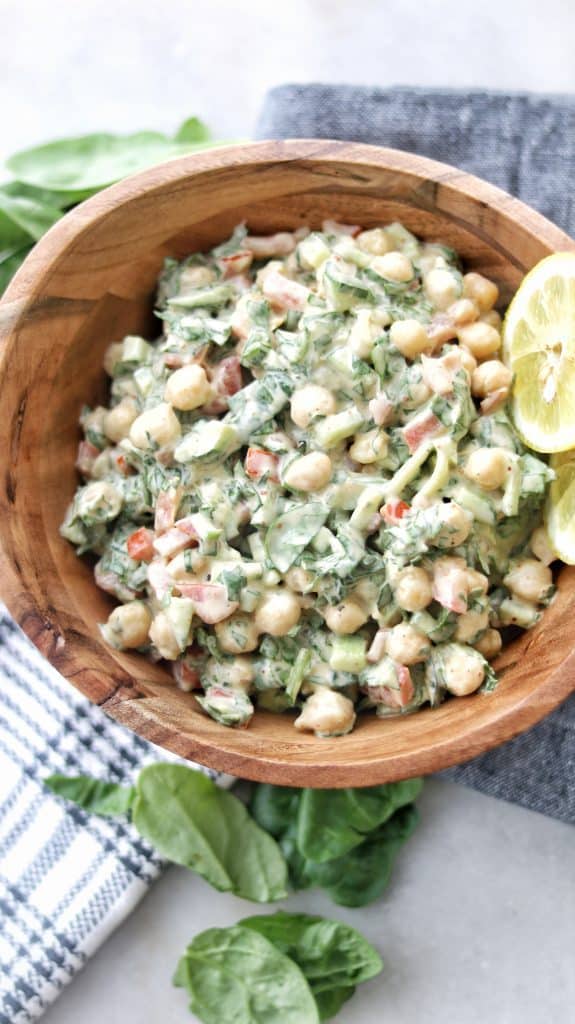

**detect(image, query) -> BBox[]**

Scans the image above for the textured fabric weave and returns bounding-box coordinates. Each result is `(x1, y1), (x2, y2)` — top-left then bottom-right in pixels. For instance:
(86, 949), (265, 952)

(0, 607), (230, 1023)
(256, 83), (575, 824)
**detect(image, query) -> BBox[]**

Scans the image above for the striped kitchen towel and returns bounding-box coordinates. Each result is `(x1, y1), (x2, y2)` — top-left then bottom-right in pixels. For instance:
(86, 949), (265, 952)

(0, 606), (230, 1023)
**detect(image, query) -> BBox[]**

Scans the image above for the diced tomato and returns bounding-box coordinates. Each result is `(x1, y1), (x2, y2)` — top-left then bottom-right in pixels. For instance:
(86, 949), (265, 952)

(147, 559), (173, 601)
(401, 410), (443, 453)
(154, 486), (182, 534)
(217, 250), (253, 278)
(262, 270), (310, 311)
(75, 440), (99, 476)
(432, 557), (469, 614)
(172, 657), (202, 691)
(127, 527), (155, 562)
(381, 665), (414, 709)
(480, 388), (509, 415)
(244, 232), (296, 258)
(367, 630), (388, 663)
(163, 352), (185, 369)
(245, 447), (280, 483)
(113, 452), (131, 476)
(212, 355), (243, 397)
(153, 527), (197, 559)
(368, 393), (394, 427)
(321, 219), (361, 237)
(177, 582), (239, 624)
(380, 498), (410, 525)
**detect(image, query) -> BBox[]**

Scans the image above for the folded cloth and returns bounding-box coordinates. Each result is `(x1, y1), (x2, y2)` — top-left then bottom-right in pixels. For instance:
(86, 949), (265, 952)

(256, 83), (575, 825)
(0, 607), (230, 1023)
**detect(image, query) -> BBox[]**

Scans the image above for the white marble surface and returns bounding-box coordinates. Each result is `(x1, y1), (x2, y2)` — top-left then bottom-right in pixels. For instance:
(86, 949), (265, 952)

(2, 1), (575, 1021)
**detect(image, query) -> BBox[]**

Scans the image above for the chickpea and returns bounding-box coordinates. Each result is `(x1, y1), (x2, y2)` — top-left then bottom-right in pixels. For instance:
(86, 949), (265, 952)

(440, 643), (486, 696)
(454, 609), (490, 643)
(530, 525), (555, 567)
(371, 251), (413, 283)
(503, 559), (553, 604)
(104, 397), (139, 443)
(102, 601), (152, 650)
(285, 566), (317, 594)
(464, 447), (510, 490)
(129, 402), (181, 450)
(290, 385), (337, 429)
(77, 481), (122, 522)
(447, 297), (479, 326)
(471, 360), (513, 398)
(436, 502), (472, 548)
(474, 628), (502, 660)
(348, 428), (388, 465)
(459, 348), (478, 375)
(389, 319), (431, 359)
(424, 268), (461, 311)
(214, 614), (260, 654)
(356, 227), (392, 256)
(294, 688), (356, 737)
(148, 611), (181, 660)
(207, 656), (255, 693)
(284, 451), (333, 492)
(323, 598), (368, 635)
(255, 590), (301, 636)
(394, 566), (433, 612)
(479, 309), (502, 329)
(462, 272), (499, 312)
(103, 342), (123, 377)
(167, 550), (208, 581)
(385, 622), (430, 665)
(349, 309), (378, 358)
(457, 322), (501, 360)
(164, 364), (212, 411)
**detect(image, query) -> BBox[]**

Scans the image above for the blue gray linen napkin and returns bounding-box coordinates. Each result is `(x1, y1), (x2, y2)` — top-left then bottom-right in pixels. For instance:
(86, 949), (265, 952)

(256, 83), (575, 824)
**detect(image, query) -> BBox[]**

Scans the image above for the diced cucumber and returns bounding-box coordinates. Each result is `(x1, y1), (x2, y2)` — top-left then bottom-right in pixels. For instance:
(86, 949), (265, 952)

(286, 649), (313, 702)
(360, 655), (400, 689)
(450, 481), (496, 525)
(314, 407), (365, 449)
(188, 512), (222, 544)
(500, 454), (521, 517)
(122, 335), (152, 365)
(323, 260), (376, 312)
(165, 597), (195, 652)
(174, 420), (240, 463)
(349, 484), (386, 530)
(226, 372), (293, 439)
(329, 635), (367, 674)
(298, 233), (330, 269)
(167, 283), (235, 309)
(133, 365), (155, 398)
(266, 503), (328, 573)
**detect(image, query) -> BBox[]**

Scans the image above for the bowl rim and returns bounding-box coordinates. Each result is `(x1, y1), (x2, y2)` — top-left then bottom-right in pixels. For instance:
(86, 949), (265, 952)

(1, 138), (574, 787)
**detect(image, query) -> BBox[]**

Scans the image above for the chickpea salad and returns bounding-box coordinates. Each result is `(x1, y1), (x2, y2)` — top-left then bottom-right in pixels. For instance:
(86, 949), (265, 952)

(61, 220), (558, 737)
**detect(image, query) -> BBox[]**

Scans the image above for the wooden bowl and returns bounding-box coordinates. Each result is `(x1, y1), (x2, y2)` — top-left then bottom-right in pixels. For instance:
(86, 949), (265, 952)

(1, 140), (575, 787)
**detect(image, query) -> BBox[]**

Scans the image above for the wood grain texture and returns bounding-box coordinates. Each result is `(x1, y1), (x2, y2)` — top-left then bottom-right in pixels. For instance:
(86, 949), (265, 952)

(1, 139), (574, 787)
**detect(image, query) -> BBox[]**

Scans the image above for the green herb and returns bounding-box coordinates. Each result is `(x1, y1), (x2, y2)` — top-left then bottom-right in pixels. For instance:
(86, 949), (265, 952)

(45, 775), (136, 816)
(46, 763), (288, 902)
(240, 911), (383, 1020)
(174, 925), (319, 1024)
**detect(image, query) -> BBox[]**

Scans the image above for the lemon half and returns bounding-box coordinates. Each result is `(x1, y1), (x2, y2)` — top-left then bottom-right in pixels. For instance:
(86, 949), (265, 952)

(503, 252), (575, 453)
(545, 449), (575, 562)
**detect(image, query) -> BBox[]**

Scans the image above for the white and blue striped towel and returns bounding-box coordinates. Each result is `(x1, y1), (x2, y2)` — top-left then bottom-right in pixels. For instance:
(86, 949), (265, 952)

(0, 607), (229, 1023)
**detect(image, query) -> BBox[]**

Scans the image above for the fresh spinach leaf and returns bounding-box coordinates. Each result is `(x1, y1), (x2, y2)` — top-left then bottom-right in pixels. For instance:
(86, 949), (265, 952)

(301, 804), (420, 908)
(0, 244), (33, 292)
(249, 783), (302, 837)
(314, 985), (356, 1021)
(5, 124), (214, 194)
(0, 186), (62, 240)
(132, 764), (288, 901)
(174, 116), (211, 144)
(45, 774), (136, 816)
(174, 925), (319, 1024)
(297, 778), (422, 862)
(240, 911), (383, 996)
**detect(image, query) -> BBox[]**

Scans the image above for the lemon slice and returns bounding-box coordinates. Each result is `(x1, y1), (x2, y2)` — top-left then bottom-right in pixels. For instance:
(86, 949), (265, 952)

(545, 449), (575, 562)
(503, 252), (575, 452)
